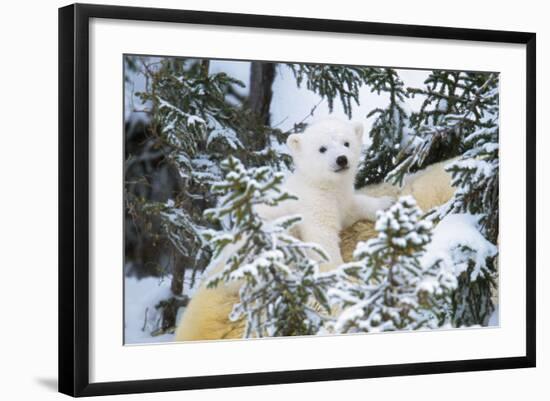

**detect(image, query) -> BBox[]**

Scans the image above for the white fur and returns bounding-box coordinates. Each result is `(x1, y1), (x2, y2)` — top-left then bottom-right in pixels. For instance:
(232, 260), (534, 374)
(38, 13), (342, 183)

(174, 119), (458, 342)
(255, 118), (393, 271)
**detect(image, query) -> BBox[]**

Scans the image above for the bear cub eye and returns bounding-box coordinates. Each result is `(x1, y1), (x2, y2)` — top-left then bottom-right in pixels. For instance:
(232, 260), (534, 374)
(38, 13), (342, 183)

(319, 146), (327, 153)
(344, 142), (350, 147)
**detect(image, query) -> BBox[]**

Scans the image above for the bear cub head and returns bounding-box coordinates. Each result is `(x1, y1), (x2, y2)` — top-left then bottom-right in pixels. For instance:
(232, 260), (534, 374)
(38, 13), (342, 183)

(286, 118), (364, 186)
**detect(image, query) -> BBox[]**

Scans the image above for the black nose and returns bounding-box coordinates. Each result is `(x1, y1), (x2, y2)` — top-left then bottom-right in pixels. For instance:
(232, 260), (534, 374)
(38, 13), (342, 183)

(336, 155), (348, 167)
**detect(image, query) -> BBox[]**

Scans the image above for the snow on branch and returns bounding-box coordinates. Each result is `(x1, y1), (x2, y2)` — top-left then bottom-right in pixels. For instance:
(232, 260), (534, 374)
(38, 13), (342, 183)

(385, 72), (499, 188)
(203, 156), (336, 337)
(329, 196), (456, 333)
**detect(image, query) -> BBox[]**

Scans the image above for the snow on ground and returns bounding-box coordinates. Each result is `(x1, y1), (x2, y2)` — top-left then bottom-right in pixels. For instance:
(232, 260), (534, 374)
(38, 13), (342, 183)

(124, 272), (204, 344)
(124, 275), (173, 344)
(488, 305), (499, 326)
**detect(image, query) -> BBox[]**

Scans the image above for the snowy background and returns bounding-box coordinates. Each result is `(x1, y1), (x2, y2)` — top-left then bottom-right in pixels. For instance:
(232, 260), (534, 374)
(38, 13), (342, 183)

(125, 58), (428, 145)
(124, 57), (499, 344)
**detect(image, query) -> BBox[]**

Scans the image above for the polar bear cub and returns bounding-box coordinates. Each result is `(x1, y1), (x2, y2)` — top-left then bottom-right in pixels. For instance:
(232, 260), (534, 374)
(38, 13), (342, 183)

(174, 118), (457, 341)
(255, 118), (393, 271)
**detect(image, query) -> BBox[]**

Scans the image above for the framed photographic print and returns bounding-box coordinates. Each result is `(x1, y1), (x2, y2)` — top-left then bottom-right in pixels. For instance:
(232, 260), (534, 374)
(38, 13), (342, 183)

(58, 3), (536, 397)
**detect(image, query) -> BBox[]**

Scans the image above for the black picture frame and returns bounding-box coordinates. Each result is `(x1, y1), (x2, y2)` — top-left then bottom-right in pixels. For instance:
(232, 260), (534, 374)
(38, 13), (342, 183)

(59, 3), (536, 397)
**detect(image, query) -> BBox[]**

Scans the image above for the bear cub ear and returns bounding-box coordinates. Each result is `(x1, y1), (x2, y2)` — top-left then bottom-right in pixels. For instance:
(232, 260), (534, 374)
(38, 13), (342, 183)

(287, 134), (301, 154)
(353, 122), (364, 141)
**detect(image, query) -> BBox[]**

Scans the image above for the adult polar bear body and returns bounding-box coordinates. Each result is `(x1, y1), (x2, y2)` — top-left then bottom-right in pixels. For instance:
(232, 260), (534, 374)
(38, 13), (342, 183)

(174, 118), (455, 342)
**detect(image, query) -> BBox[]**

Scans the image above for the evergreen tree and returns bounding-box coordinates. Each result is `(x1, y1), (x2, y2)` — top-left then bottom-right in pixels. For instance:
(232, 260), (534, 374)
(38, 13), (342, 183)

(449, 243), (497, 327)
(130, 58), (249, 274)
(436, 79), (499, 326)
(420, 74), (499, 326)
(288, 64), (373, 118)
(329, 196), (456, 333)
(124, 57), (502, 339)
(439, 110), (499, 243)
(204, 156), (335, 337)
(386, 72), (498, 187)
(368, 71), (500, 327)
(355, 68), (412, 187)
(126, 57), (293, 333)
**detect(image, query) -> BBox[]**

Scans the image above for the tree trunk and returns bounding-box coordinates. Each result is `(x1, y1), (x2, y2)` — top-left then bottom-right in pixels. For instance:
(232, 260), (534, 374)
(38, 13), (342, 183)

(249, 62), (276, 127)
(156, 295), (189, 334)
(170, 252), (185, 296)
(200, 59), (210, 77)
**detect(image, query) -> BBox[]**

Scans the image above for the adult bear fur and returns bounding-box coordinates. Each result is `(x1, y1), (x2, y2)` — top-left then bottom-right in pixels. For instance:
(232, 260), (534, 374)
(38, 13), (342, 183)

(174, 120), (455, 342)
